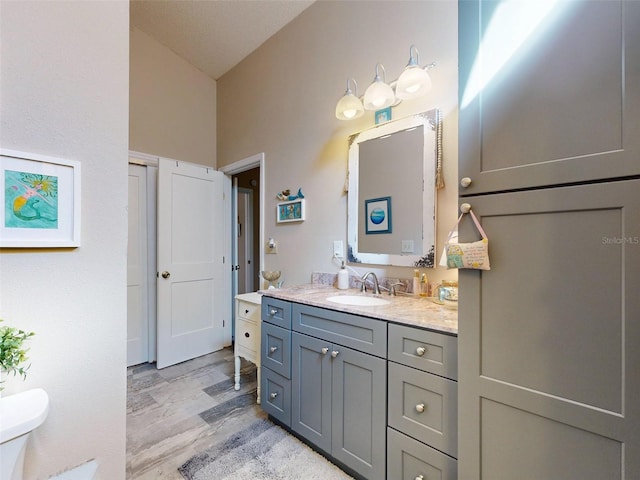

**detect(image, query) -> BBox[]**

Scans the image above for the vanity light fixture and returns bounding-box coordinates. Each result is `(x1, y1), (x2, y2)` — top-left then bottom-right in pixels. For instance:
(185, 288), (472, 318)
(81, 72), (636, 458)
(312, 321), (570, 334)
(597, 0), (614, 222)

(396, 45), (433, 100)
(335, 45), (436, 121)
(363, 63), (396, 111)
(335, 78), (365, 120)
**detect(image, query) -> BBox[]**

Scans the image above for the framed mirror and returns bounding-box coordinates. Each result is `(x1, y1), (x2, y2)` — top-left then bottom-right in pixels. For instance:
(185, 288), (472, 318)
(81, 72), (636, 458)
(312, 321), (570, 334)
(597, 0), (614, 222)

(347, 110), (440, 267)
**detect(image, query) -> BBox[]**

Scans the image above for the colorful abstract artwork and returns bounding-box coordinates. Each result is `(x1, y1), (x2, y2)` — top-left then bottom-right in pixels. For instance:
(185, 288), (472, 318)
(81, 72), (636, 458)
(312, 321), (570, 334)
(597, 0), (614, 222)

(5, 170), (59, 229)
(1, 150), (80, 247)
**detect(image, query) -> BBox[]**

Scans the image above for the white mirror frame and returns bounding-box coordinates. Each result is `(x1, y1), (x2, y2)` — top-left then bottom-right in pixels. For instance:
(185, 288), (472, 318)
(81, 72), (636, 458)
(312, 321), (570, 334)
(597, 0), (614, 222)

(347, 110), (439, 267)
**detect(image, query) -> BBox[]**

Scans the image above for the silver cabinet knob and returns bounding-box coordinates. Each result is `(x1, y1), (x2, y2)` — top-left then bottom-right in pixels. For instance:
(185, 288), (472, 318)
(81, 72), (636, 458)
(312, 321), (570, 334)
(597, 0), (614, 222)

(269, 346), (278, 353)
(161, 271), (170, 279)
(416, 403), (426, 413)
(460, 177), (472, 188)
(270, 392), (278, 399)
(331, 350), (340, 358)
(321, 347), (329, 355)
(416, 346), (426, 356)
(269, 309), (277, 315)
(415, 475), (424, 480)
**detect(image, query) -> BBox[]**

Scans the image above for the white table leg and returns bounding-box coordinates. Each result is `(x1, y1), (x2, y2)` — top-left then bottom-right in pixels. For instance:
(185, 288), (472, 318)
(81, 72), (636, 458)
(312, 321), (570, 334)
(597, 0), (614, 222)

(256, 366), (261, 404)
(234, 355), (241, 391)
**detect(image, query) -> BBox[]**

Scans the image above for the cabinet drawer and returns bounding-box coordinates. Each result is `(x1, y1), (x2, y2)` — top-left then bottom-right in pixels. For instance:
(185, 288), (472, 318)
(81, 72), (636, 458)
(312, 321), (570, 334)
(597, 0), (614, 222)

(292, 303), (387, 357)
(237, 300), (261, 322)
(236, 318), (260, 362)
(387, 427), (457, 480)
(388, 362), (458, 457)
(388, 323), (457, 380)
(261, 367), (291, 427)
(262, 297), (291, 329)
(261, 322), (291, 378)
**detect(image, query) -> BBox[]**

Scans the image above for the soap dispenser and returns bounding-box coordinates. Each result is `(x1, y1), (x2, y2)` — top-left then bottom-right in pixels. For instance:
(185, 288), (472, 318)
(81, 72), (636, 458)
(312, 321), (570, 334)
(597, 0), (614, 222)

(337, 261), (349, 290)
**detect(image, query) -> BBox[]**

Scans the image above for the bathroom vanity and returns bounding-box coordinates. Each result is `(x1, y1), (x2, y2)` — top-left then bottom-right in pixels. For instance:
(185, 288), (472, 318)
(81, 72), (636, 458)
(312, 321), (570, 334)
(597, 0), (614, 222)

(259, 285), (458, 480)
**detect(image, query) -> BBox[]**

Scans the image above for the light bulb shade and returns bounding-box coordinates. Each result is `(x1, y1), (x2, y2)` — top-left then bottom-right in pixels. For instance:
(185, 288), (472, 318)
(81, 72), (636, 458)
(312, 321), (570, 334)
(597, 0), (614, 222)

(396, 66), (432, 100)
(335, 92), (364, 120)
(363, 80), (395, 111)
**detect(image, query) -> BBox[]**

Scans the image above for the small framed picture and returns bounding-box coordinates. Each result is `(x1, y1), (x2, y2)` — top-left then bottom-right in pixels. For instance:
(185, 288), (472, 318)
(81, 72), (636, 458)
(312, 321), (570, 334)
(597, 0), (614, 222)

(1, 149), (81, 247)
(375, 107), (392, 125)
(277, 198), (305, 223)
(365, 196), (392, 234)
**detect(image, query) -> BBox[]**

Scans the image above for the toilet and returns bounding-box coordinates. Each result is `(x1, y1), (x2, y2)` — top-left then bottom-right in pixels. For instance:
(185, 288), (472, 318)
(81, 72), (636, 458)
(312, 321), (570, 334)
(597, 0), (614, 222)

(0, 388), (49, 480)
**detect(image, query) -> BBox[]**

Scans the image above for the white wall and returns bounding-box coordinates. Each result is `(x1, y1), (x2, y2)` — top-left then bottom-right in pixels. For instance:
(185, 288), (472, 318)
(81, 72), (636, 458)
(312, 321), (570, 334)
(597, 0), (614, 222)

(130, 27), (217, 167)
(217, 0), (459, 286)
(0, 2), (129, 479)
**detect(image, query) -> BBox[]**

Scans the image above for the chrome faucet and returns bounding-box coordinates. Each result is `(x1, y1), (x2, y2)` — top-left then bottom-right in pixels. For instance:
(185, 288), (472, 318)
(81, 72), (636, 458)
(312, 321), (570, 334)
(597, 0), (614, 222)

(360, 272), (381, 295)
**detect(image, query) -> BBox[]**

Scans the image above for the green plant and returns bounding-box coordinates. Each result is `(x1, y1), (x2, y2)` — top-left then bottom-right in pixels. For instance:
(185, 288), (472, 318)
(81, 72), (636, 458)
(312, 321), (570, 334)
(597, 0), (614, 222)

(0, 319), (35, 389)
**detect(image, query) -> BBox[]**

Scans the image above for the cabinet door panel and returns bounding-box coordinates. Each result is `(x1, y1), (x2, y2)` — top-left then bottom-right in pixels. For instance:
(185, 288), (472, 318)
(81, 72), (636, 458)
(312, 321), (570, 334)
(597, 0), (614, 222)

(261, 367), (291, 426)
(262, 297), (291, 329)
(459, 0), (640, 194)
(387, 427), (457, 480)
(388, 362), (458, 457)
(261, 322), (291, 378)
(291, 332), (332, 453)
(332, 347), (386, 480)
(458, 179), (640, 479)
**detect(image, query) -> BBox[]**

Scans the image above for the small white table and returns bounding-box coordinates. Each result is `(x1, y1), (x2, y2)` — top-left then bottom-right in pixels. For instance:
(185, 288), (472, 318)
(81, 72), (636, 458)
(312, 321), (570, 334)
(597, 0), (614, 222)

(234, 292), (262, 403)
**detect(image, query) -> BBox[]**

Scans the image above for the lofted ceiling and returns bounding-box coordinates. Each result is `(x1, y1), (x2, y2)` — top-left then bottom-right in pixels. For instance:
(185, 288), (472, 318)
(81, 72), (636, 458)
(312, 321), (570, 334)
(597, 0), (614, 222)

(130, 0), (315, 80)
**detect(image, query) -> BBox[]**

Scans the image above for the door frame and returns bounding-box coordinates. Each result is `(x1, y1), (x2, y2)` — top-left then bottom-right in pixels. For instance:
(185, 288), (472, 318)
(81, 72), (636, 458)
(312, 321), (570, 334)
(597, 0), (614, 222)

(128, 151), (159, 363)
(220, 152), (265, 343)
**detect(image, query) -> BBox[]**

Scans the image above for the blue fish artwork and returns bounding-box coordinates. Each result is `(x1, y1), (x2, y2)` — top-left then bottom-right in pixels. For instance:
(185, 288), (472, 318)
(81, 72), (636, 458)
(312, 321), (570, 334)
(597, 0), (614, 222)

(276, 187), (304, 201)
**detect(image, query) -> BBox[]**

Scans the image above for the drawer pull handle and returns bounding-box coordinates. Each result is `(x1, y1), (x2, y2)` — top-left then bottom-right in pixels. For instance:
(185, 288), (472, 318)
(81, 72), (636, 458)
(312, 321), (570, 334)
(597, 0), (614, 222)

(416, 346), (427, 356)
(269, 309), (278, 316)
(321, 347), (329, 355)
(331, 350), (340, 358)
(244, 332), (250, 338)
(270, 392), (278, 399)
(245, 309), (250, 314)
(415, 403), (426, 413)
(270, 346), (278, 353)
(415, 476), (424, 480)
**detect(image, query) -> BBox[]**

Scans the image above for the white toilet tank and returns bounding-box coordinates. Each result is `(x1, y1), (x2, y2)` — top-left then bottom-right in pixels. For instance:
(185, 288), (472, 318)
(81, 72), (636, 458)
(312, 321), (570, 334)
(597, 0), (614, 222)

(0, 388), (49, 480)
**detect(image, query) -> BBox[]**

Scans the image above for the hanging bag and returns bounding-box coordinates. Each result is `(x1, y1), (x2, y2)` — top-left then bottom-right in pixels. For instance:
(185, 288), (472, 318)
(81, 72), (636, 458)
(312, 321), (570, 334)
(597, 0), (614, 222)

(440, 209), (490, 270)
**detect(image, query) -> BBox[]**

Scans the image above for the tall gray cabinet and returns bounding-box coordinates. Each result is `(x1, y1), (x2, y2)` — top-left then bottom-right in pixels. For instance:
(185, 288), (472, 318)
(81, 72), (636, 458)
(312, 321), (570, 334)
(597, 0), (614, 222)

(458, 1), (640, 479)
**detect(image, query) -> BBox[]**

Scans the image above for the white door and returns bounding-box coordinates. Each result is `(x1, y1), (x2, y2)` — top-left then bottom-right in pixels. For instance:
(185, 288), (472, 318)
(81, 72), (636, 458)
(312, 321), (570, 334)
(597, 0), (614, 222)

(157, 158), (226, 369)
(127, 164), (149, 366)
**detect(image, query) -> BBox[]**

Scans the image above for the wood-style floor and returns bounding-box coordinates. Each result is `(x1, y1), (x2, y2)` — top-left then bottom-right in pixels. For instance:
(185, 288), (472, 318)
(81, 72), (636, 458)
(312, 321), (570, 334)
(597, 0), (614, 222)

(126, 347), (265, 479)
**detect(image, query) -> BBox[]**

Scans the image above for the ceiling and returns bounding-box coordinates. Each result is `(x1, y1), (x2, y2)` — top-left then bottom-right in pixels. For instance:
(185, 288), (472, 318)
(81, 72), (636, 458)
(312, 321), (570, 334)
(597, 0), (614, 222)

(130, 0), (315, 80)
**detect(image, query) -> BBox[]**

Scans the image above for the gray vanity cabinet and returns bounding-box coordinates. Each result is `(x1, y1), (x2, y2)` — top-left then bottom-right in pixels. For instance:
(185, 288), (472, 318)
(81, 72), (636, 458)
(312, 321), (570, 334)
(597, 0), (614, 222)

(260, 298), (292, 426)
(387, 324), (458, 479)
(458, 2), (640, 478)
(291, 304), (387, 480)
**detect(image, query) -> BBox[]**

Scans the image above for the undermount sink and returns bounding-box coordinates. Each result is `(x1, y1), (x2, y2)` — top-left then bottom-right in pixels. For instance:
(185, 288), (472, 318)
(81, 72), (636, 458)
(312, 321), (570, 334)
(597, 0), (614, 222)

(326, 295), (390, 307)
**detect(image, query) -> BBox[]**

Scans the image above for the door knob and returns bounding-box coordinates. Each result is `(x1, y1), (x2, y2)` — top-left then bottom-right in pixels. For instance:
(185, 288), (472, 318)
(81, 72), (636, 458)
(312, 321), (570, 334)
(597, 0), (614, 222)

(321, 347), (329, 355)
(270, 392), (278, 399)
(416, 403), (426, 413)
(270, 346), (278, 353)
(460, 177), (472, 188)
(270, 309), (277, 315)
(416, 346), (426, 356)
(161, 271), (170, 279)
(331, 350), (340, 358)
(244, 332), (250, 338)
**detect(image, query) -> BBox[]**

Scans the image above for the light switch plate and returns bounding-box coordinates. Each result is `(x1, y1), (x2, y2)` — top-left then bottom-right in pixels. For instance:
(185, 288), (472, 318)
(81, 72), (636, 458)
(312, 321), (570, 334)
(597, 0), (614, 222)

(401, 240), (414, 253)
(333, 240), (344, 258)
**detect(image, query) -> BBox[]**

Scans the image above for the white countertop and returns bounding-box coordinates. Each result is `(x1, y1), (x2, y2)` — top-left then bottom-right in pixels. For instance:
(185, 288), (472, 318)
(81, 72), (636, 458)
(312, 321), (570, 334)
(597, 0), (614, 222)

(259, 284), (458, 336)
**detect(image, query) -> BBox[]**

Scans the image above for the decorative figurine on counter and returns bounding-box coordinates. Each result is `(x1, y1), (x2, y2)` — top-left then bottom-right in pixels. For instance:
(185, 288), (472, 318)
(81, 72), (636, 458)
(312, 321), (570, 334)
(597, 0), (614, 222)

(276, 187), (304, 201)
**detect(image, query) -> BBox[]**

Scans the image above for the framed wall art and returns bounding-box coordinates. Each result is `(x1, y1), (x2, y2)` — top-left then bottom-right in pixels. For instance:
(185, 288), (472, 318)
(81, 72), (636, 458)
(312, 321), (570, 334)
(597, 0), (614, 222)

(365, 196), (392, 234)
(1, 149), (81, 247)
(277, 198), (305, 223)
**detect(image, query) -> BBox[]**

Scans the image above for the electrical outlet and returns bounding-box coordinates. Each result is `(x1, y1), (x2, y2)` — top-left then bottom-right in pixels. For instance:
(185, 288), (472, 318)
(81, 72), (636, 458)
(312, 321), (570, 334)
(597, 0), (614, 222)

(333, 240), (344, 258)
